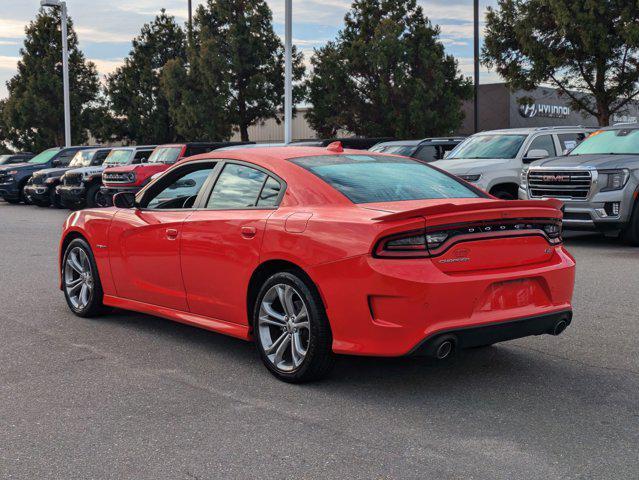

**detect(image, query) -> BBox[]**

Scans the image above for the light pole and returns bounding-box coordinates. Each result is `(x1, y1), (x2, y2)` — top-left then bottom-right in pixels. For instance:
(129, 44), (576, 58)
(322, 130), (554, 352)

(473, 0), (479, 133)
(41, 0), (71, 147)
(284, 0), (293, 144)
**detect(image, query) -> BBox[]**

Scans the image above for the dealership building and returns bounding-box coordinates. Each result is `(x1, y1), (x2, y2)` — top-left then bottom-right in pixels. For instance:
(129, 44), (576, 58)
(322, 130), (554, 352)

(230, 82), (639, 142)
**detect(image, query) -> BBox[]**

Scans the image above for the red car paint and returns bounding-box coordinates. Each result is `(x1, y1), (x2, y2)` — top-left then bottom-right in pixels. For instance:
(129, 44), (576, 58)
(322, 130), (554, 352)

(60, 146), (575, 356)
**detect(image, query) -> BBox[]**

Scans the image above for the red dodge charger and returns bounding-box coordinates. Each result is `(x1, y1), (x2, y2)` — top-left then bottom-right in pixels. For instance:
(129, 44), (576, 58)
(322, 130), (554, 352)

(59, 145), (575, 382)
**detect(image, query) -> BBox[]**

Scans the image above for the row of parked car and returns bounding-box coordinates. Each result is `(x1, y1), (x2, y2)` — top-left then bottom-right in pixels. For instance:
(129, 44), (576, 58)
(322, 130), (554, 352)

(2, 125), (638, 243)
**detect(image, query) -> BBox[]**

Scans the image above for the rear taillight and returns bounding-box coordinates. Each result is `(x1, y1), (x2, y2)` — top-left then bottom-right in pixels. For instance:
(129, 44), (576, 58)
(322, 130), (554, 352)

(375, 230), (446, 258)
(374, 219), (562, 258)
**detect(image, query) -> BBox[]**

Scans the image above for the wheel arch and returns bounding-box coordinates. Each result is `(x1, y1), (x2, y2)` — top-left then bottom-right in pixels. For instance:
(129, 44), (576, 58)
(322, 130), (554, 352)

(246, 259), (328, 330)
(489, 182), (520, 199)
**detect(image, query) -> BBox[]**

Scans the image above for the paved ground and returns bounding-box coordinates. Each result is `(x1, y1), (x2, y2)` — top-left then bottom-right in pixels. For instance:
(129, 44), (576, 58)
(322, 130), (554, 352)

(0, 202), (637, 479)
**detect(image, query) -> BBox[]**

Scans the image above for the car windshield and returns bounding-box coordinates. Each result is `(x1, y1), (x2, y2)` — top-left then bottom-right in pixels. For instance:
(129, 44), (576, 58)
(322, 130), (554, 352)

(569, 129), (639, 155)
(69, 150), (94, 167)
(372, 145), (418, 156)
(29, 148), (59, 164)
(149, 146), (182, 164)
(105, 149), (133, 165)
(447, 134), (527, 159)
(290, 154), (481, 204)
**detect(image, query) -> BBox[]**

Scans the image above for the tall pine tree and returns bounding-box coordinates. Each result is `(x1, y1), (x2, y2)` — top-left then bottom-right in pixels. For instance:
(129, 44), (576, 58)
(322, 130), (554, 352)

(2, 9), (102, 151)
(106, 9), (186, 144)
(162, 0), (305, 141)
(306, 0), (471, 138)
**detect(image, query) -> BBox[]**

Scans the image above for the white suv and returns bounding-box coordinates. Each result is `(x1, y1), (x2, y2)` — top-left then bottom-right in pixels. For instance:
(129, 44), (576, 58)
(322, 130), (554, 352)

(430, 127), (593, 199)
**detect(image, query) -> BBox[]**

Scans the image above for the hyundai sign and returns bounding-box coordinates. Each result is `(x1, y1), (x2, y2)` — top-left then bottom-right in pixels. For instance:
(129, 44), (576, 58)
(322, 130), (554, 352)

(519, 102), (571, 119)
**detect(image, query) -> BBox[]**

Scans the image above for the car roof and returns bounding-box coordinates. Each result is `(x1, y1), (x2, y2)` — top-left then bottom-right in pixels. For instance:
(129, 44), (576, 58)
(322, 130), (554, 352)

(374, 137), (465, 147)
(475, 127), (594, 135)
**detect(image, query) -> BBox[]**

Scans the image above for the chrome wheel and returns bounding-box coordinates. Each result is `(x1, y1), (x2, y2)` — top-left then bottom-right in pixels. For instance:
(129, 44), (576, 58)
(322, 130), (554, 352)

(258, 284), (310, 372)
(64, 246), (94, 311)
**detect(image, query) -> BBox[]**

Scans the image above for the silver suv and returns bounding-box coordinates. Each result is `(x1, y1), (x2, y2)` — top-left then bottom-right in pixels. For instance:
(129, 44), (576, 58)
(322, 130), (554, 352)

(431, 127), (592, 199)
(519, 125), (639, 244)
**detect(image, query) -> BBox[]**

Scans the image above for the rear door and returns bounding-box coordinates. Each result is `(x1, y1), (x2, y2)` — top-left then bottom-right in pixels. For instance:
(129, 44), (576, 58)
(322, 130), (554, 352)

(108, 161), (218, 310)
(180, 161), (285, 325)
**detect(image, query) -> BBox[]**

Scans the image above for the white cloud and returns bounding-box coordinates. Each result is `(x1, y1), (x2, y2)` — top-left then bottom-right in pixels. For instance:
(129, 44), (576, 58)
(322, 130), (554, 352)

(90, 58), (123, 76)
(0, 19), (25, 38)
(0, 55), (19, 70)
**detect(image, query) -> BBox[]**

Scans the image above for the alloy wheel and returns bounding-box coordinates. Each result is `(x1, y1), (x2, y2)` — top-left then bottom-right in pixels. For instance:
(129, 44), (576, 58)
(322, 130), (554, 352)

(258, 284), (310, 372)
(64, 246), (94, 311)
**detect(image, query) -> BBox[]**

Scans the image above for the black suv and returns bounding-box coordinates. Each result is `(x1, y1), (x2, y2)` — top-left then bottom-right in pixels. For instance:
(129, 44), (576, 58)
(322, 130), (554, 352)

(0, 152), (34, 166)
(0, 146), (95, 204)
(369, 137), (465, 162)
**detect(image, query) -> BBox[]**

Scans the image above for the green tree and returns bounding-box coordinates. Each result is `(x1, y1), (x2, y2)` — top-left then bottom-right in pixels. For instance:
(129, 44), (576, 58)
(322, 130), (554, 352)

(306, 0), (471, 138)
(1, 9), (102, 151)
(483, 0), (639, 126)
(162, 0), (305, 141)
(106, 9), (186, 144)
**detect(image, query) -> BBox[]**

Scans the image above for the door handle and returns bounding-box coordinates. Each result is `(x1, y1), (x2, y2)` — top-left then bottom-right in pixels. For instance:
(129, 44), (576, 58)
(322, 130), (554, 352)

(241, 226), (257, 239)
(166, 228), (179, 240)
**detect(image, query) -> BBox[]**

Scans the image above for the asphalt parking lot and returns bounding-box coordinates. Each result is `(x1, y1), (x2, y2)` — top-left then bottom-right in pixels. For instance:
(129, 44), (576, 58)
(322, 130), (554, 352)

(0, 202), (637, 479)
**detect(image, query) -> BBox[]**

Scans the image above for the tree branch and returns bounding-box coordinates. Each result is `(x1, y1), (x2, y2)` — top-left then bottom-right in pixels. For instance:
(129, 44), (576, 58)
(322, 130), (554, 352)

(548, 73), (597, 116)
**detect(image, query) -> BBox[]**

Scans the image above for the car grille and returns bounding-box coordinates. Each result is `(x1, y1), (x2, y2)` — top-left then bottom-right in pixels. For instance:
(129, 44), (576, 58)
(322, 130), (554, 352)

(64, 173), (83, 186)
(528, 170), (592, 200)
(103, 172), (131, 183)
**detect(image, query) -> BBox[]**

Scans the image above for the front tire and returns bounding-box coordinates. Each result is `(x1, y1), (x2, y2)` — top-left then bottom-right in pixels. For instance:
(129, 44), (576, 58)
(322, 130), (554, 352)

(253, 272), (334, 383)
(622, 201), (639, 246)
(62, 238), (105, 317)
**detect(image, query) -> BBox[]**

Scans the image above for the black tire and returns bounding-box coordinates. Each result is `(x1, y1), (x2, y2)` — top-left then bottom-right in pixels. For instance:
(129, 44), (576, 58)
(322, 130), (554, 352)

(622, 199), (639, 246)
(85, 183), (101, 208)
(61, 238), (106, 317)
(49, 188), (63, 208)
(253, 271), (334, 383)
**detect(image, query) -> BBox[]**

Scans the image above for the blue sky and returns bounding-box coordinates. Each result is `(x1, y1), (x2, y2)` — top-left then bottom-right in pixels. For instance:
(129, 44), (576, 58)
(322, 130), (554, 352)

(0, 0), (499, 98)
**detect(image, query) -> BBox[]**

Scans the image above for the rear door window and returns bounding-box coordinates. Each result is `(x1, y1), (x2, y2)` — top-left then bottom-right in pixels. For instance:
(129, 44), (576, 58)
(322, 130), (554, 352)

(206, 163), (274, 209)
(558, 133), (587, 153)
(526, 135), (556, 157)
(413, 145), (438, 162)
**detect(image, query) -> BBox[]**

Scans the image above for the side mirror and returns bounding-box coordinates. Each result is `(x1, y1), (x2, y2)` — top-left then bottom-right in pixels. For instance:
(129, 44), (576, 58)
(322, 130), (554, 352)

(113, 192), (137, 209)
(524, 149), (549, 163)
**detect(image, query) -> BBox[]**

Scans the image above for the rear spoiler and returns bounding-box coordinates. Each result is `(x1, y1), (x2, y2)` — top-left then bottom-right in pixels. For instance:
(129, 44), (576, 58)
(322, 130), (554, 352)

(372, 199), (564, 222)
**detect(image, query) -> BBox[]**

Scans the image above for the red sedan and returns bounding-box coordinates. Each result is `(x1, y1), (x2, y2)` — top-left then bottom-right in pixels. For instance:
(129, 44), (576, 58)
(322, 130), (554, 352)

(59, 145), (575, 382)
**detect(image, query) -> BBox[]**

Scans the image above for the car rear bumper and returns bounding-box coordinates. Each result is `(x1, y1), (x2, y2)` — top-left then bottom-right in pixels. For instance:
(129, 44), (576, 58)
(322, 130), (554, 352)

(311, 246), (576, 356)
(409, 310), (572, 356)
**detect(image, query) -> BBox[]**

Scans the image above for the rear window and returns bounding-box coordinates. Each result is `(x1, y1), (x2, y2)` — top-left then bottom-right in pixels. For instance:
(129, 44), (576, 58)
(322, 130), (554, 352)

(290, 155), (481, 204)
(149, 146), (182, 164)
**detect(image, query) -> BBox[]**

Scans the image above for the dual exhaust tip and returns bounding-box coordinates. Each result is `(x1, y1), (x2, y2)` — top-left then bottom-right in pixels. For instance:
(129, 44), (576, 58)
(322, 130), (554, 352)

(424, 316), (570, 360)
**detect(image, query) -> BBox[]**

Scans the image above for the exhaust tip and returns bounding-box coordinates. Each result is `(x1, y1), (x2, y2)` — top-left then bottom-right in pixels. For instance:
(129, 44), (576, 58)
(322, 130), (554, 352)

(436, 339), (454, 360)
(551, 319), (568, 336)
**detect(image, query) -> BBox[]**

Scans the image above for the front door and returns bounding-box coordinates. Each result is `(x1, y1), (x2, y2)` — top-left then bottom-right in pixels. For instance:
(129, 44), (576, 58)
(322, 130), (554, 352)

(108, 161), (218, 311)
(180, 162), (284, 324)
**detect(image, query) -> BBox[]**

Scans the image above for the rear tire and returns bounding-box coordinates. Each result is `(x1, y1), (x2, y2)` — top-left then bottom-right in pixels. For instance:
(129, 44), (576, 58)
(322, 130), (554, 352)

(622, 200), (639, 246)
(253, 271), (334, 383)
(62, 238), (106, 317)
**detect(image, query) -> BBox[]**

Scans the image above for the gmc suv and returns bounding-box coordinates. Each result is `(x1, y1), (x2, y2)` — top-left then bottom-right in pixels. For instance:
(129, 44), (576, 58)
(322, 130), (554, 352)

(430, 127), (593, 199)
(58, 145), (154, 208)
(520, 125), (639, 244)
(0, 146), (94, 204)
(100, 142), (248, 203)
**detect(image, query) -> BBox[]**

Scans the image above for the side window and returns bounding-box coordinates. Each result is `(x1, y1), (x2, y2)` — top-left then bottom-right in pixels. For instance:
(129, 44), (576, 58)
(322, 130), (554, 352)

(413, 145), (438, 162)
(185, 146), (212, 156)
(558, 133), (586, 153)
(146, 165), (216, 210)
(57, 151), (75, 165)
(132, 150), (149, 164)
(206, 163), (269, 209)
(526, 135), (556, 157)
(257, 177), (282, 207)
(93, 150), (109, 165)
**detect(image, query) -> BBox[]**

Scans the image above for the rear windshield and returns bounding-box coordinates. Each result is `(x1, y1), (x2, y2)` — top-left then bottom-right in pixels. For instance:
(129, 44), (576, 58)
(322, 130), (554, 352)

(290, 154), (480, 204)
(149, 146), (182, 164)
(569, 129), (639, 155)
(105, 149), (134, 164)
